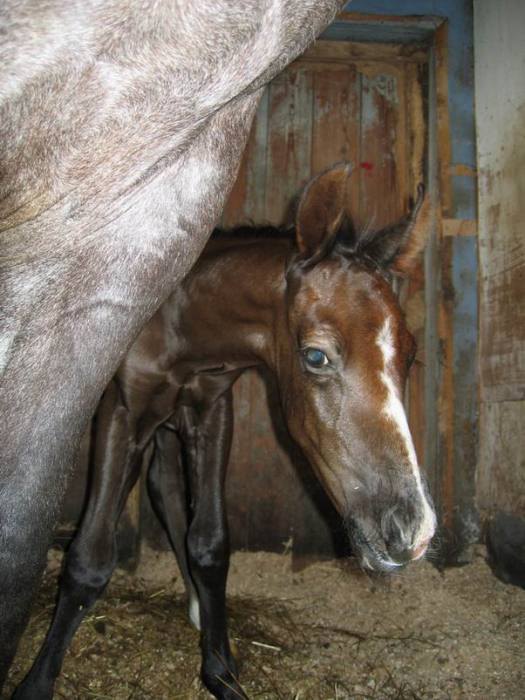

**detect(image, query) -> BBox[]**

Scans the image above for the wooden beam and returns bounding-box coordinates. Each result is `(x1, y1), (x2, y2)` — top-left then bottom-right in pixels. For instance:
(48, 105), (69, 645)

(298, 40), (429, 65)
(442, 218), (477, 236)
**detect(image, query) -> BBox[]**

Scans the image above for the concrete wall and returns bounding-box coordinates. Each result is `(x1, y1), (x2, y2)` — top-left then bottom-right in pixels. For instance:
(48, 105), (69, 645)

(474, 0), (525, 516)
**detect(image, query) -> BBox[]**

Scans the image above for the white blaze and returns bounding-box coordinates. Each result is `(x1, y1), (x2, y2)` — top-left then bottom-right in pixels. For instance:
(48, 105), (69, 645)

(376, 317), (436, 547)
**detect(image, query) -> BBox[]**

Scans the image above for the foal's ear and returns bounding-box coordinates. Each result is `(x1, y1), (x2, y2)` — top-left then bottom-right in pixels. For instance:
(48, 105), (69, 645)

(360, 184), (430, 275)
(295, 162), (352, 264)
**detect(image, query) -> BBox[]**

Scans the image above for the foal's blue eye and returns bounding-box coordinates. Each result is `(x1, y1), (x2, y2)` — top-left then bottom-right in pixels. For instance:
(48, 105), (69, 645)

(303, 347), (329, 369)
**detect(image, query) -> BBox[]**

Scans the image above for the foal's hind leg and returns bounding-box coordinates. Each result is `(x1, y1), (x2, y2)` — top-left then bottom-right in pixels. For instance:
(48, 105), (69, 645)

(181, 392), (246, 699)
(147, 424), (201, 629)
(14, 381), (143, 700)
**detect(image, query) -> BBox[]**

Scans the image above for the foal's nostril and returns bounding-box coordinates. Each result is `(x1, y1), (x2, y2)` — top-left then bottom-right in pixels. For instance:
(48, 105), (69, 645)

(380, 506), (433, 564)
(381, 508), (408, 549)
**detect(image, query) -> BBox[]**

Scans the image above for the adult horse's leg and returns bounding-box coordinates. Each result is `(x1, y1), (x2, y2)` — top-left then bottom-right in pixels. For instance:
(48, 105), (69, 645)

(0, 91), (260, 684)
(147, 425), (201, 629)
(180, 392), (240, 699)
(13, 381), (143, 700)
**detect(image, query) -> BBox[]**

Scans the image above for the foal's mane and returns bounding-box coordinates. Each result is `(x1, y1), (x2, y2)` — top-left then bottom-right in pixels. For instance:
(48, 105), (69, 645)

(211, 223), (293, 241)
(211, 219), (385, 273)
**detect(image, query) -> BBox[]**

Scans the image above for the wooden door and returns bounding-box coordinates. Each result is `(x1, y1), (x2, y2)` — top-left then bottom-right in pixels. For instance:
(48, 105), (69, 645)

(221, 40), (430, 555)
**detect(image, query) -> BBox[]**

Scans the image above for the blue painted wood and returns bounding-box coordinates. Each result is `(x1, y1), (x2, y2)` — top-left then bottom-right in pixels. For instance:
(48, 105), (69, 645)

(320, 21), (438, 44)
(451, 174), (477, 221)
(451, 234), (480, 558)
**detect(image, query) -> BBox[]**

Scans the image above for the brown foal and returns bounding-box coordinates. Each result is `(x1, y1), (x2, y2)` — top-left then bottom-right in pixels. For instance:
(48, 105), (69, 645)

(15, 164), (435, 700)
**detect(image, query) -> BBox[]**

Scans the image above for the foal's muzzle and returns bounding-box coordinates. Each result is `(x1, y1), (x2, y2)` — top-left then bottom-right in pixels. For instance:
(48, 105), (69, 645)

(347, 501), (435, 573)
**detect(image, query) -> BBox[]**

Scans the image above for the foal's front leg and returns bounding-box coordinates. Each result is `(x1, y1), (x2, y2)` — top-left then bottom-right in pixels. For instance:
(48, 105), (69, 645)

(147, 424), (201, 629)
(180, 392), (245, 699)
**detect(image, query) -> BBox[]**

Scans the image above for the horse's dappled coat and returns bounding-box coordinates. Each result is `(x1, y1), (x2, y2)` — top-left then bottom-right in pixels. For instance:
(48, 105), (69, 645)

(0, 0), (344, 686)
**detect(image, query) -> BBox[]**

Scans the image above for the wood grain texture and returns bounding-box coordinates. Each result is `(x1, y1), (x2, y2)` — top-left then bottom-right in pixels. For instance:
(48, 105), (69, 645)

(478, 400), (525, 515)
(475, 0), (525, 516)
(303, 40), (428, 65)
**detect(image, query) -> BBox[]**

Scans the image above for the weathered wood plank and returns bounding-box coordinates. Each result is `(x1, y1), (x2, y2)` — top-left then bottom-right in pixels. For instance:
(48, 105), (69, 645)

(442, 218), (477, 236)
(478, 400), (525, 514)
(311, 63), (360, 216)
(480, 261), (525, 402)
(434, 23), (453, 216)
(359, 63), (406, 231)
(404, 61), (426, 466)
(437, 234), (456, 534)
(475, 0), (525, 486)
(265, 68), (313, 225)
(222, 90), (270, 226)
(300, 40), (429, 65)
(321, 12), (443, 46)
(311, 64), (359, 171)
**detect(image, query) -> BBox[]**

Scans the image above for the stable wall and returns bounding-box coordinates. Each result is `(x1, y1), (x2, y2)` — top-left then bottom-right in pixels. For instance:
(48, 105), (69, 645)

(474, 0), (525, 518)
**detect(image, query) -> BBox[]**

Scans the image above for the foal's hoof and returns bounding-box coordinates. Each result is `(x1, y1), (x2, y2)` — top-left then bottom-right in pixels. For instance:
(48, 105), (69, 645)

(202, 654), (246, 699)
(204, 674), (247, 700)
(12, 680), (54, 700)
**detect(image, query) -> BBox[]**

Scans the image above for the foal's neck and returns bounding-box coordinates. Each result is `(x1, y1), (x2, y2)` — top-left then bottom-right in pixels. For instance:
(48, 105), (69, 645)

(176, 235), (292, 367)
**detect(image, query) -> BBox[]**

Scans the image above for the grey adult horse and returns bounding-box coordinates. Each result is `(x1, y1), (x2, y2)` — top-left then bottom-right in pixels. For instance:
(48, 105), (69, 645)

(0, 0), (344, 686)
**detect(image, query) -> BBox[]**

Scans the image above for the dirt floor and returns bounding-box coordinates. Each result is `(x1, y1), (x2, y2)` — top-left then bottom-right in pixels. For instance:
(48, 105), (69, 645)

(6, 545), (525, 699)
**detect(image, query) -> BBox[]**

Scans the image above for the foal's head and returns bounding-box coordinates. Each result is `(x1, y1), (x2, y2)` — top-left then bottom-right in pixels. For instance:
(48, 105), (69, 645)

(276, 163), (436, 572)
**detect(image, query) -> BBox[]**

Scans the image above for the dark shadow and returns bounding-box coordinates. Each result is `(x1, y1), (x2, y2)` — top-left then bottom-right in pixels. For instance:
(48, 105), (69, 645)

(255, 366), (351, 560)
